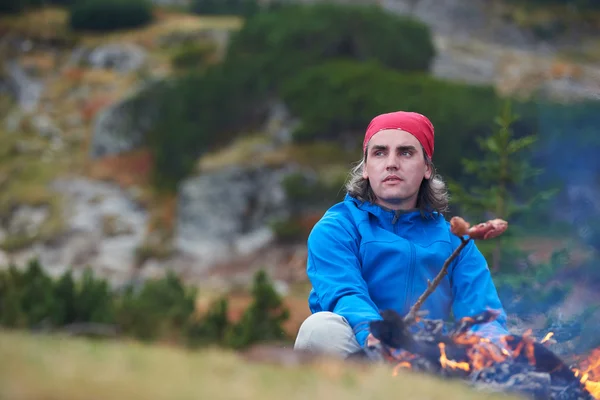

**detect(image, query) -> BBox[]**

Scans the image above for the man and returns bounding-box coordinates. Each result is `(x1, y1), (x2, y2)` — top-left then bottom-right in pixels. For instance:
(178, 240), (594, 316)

(294, 110), (508, 359)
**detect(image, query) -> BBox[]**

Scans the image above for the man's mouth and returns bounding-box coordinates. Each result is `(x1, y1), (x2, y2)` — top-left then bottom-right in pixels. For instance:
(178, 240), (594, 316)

(383, 175), (402, 183)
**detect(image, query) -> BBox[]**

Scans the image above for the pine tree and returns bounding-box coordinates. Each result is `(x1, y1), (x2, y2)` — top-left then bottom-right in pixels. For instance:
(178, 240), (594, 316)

(226, 270), (290, 349)
(448, 101), (557, 272)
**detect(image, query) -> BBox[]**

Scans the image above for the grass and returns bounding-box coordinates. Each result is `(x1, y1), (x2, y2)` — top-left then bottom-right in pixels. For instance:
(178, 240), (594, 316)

(0, 329), (524, 400)
(0, 127), (69, 251)
(0, 7), (74, 45)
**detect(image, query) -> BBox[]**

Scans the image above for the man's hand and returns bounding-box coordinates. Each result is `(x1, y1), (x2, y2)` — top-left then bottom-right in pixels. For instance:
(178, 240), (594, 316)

(366, 333), (380, 348)
(363, 332), (385, 362)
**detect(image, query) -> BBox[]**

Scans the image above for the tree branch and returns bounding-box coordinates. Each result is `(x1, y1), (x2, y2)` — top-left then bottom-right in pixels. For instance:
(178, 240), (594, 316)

(402, 217), (508, 326)
(404, 237), (470, 326)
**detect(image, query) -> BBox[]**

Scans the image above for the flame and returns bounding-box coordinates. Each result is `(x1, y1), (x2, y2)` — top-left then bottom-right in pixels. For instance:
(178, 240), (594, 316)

(439, 343), (470, 371)
(573, 348), (600, 399)
(541, 332), (554, 343)
(386, 329), (600, 400)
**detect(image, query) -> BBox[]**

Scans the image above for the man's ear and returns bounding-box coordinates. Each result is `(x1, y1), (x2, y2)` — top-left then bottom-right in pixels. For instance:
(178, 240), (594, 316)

(424, 163), (432, 180)
(362, 169), (368, 180)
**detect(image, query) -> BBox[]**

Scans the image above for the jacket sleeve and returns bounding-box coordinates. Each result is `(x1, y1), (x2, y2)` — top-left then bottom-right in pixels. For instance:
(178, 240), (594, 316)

(449, 238), (509, 339)
(306, 215), (382, 348)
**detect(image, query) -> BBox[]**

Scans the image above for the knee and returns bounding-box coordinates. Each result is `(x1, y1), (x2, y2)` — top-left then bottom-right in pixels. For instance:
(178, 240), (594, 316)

(294, 312), (360, 358)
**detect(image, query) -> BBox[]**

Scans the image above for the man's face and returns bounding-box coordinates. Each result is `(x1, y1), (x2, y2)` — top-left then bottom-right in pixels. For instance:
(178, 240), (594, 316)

(362, 129), (432, 210)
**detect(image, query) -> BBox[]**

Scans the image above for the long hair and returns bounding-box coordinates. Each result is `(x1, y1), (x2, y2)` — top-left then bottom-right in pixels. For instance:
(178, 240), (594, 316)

(345, 148), (449, 216)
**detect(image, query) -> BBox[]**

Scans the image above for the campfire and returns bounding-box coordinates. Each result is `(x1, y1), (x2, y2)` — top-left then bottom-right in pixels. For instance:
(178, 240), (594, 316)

(362, 217), (600, 400)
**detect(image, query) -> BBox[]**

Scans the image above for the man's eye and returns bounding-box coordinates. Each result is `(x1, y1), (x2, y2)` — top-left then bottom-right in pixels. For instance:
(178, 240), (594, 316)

(375, 151), (384, 156)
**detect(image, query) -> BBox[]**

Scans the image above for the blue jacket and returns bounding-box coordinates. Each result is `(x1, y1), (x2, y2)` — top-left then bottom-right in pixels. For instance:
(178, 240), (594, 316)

(306, 194), (509, 348)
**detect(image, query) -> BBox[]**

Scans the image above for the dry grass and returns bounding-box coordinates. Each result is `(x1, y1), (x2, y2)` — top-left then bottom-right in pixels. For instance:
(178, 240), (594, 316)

(87, 149), (154, 188)
(198, 136), (358, 172)
(497, 1), (600, 30)
(79, 9), (242, 49)
(0, 127), (69, 250)
(0, 7), (72, 43)
(0, 329), (523, 400)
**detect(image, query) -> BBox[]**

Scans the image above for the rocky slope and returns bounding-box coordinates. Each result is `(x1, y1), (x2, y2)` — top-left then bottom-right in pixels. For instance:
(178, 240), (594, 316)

(0, 2), (599, 299)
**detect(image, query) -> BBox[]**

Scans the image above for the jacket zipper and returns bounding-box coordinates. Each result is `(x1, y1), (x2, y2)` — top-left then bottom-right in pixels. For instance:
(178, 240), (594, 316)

(404, 242), (416, 316)
(392, 212), (416, 317)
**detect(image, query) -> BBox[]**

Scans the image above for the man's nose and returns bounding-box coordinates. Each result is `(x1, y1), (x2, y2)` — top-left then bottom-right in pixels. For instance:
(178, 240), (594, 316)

(386, 155), (400, 170)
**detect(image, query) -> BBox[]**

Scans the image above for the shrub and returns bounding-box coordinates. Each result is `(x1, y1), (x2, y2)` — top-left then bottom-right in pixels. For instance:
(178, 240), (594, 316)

(138, 3), (435, 192)
(190, 0), (262, 17)
(138, 65), (266, 191)
(0, 259), (290, 349)
(117, 271), (197, 341)
(224, 2), (435, 94)
(0, 0), (26, 13)
(170, 41), (218, 71)
(280, 60), (502, 178)
(69, 0), (154, 32)
(226, 270), (289, 349)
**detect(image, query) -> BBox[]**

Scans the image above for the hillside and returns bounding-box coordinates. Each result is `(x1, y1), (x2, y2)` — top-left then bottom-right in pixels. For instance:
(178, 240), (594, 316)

(1, 0), (600, 363)
(0, 328), (523, 400)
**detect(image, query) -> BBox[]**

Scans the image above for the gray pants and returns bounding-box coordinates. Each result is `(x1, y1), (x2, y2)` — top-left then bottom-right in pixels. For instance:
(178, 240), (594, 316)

(293, 311), (362, 358)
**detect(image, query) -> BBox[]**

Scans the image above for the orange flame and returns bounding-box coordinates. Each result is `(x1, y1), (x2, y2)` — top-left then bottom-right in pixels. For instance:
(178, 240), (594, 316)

(387, 330), (600, 399)
(439, 343), (470, 372)
(573, 348), (600, 399)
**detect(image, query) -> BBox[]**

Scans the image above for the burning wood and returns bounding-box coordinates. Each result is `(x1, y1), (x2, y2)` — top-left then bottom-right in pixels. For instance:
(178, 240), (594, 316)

(362, 217), (600, 400)
(366, 309), (599, 400)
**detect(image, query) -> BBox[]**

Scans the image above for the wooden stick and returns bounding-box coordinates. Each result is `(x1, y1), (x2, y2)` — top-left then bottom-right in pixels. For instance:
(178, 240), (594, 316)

(403, 236), (471, 325)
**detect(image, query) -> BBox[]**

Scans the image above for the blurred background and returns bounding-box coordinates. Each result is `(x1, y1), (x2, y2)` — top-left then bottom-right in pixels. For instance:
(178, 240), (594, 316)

(1, 0), (600, 358)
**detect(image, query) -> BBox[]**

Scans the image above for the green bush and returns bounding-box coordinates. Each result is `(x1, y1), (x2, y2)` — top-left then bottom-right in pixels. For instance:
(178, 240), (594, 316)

(226, 270), (289, 349)
(0, 259), (289, 349)
(0, 0), (26, 13)
(190, 0), (262, 16)
(170, 42), (218, 71)
(139, 64), (266, 191)
(117, 271), (196, 341)
(69, 0), (154, 32)
(224, 2), (435, 94)
(280, 59), (502, 178)
(137, 3), (435, 192)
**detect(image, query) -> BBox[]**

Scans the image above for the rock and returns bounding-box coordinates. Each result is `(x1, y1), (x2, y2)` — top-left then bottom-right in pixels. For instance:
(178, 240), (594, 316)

(4, 60), (44, 112)
(101, 214), (135, 237)
(7, 205), (50, 237)
(538, 77), (600, 102)
(89, 82), (160, 158)
(0, 249), (9, 267)
(379, 0), (567, 52)
(431, 36), (499, 85)
(65, 112), (83, 129)
(86, 43), (147, 74)
(30, 114), (61, 139)
(175, 166), (290, 270)
(3, 108), (24, 133)
(263, 100), (300, 146)
(7, 178), (150, 287)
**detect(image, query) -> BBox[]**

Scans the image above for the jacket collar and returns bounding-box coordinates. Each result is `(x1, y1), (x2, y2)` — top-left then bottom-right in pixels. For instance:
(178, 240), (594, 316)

(344, 194), (438, 224)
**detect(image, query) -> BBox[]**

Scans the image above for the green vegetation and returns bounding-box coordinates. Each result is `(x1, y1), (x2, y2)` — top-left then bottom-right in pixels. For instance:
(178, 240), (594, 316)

(134, 2), (437, 191)
(448, 101), (558, 272)
(224, 2), (436, 87)
(69, 0), (154, 32)
(280, 59), (501, 177)
(190, 0), (266, 17)
(0, 259), (290, 349)
(0, 125), (67, 252)
(170, 41), (218, 71)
